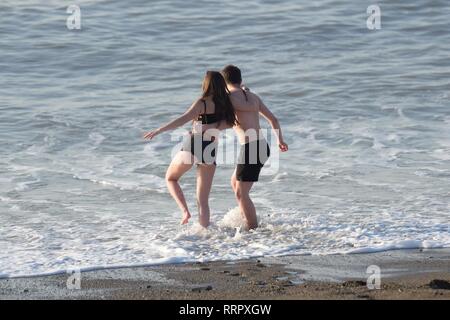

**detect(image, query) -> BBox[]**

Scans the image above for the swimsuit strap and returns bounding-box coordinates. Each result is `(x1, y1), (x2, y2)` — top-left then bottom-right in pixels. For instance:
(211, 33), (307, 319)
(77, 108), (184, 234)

(242, 89), (248, 102)
(202, 99), (207, 114)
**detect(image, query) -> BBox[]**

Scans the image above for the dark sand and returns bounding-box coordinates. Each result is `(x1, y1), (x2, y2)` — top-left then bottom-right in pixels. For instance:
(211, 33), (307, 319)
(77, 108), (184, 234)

(1, 249), (449, 300)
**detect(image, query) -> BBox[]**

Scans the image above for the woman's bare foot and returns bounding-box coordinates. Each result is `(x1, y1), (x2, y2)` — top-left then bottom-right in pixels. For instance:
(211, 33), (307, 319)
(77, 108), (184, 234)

(181, 211), (191, 225)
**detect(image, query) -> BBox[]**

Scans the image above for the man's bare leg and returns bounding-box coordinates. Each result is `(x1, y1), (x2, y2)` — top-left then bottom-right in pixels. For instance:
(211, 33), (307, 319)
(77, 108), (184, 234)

(234, 181), (258, 230)
(231, 170), (247, 222)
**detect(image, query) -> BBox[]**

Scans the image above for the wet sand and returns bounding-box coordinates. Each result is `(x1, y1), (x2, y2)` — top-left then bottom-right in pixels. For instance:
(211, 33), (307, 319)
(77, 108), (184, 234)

(1, 249), (449, 300)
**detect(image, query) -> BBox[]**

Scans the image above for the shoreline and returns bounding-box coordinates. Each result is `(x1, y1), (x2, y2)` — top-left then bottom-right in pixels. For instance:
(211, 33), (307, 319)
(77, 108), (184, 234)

(1, 248), (449, 300)
(2, 243), (448, 280)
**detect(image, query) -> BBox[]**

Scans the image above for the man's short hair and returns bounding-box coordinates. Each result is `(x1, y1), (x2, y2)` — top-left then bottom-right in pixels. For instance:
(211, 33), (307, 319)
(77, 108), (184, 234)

(221, 65), (242, 85)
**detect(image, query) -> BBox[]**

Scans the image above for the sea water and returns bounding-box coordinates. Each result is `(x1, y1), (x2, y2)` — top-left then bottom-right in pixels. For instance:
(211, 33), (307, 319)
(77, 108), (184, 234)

(0, 0), (449, 277)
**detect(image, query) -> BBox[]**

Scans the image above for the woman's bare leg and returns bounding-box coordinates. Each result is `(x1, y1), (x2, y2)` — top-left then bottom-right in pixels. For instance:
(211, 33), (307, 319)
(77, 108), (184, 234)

(165, 151), (194, 225)
(230, 169), (237, 194)
(196, 164), (216, 228)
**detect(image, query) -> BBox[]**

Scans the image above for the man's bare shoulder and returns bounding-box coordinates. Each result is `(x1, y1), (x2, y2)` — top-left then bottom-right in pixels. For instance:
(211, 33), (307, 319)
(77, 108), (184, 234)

(229, 90), (243, 98)
(229, 90), (245, 104)
(230, 90), (259, 105)
(246, 90), (261, 102)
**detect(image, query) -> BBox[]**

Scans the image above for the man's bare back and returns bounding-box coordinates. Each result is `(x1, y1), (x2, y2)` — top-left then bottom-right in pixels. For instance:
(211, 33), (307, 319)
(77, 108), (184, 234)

(228, 87), (288, 152)
(228, 88), (264, 144)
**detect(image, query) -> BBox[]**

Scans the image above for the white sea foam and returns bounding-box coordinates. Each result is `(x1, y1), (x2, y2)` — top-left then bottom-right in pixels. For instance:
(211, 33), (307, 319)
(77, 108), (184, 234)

(346, 240), (446, 254)
(1, 0), (449, 278)
(88, 132), (106, 146)
(1, 205), (449, 278)
(217, 207), (248, 230)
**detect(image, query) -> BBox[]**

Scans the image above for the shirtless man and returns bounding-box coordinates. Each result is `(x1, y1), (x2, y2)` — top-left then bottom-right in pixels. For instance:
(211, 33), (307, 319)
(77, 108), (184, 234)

(221, 65), (288, 230)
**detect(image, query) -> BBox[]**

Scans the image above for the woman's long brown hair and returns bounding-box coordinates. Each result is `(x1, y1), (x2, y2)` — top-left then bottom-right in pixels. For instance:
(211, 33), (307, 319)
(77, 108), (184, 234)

(201, 71), (237, 126)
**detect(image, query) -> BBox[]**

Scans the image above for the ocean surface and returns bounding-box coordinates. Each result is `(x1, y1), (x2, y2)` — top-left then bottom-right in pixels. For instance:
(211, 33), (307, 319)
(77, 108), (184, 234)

(1, 0), (449, 277)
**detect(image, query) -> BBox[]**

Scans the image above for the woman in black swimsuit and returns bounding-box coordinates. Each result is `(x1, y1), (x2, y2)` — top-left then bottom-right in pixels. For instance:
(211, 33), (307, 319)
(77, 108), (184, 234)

(143, 71), (237, 227)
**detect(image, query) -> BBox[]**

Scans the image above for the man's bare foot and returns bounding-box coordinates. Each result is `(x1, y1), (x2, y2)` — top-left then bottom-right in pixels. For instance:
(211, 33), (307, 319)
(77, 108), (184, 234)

(181, 211), (191, 225)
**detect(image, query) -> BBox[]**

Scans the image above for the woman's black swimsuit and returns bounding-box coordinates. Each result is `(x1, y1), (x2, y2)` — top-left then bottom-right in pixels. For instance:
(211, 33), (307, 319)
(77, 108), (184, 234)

(182, 99), (219, 165)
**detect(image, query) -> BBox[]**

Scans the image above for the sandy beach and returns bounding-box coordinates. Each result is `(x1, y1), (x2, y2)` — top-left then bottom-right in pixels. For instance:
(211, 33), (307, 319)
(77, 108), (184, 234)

(1, 249), (449, 300)
(2, 1), (450, 305)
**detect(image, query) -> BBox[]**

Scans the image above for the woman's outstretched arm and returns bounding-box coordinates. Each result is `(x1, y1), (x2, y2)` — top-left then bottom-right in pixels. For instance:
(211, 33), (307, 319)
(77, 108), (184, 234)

(143, 99), (202, 140)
